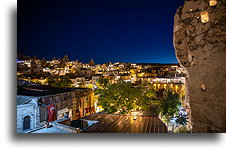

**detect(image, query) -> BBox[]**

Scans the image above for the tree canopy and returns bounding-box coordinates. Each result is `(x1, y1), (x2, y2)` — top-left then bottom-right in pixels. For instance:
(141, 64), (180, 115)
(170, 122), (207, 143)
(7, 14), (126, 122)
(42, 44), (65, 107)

(96, 77), (109, 88)
(95, 80), (155, 114)
(157, 89), (181, 124)
(47, 75), (73, 88)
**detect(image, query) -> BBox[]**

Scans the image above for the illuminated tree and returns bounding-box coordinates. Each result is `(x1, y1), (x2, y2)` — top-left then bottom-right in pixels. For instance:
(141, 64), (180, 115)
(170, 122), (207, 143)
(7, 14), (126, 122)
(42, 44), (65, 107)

(95, 81), (153, 114)
(96, 77), (109, 88)
(47, 75), (72, 88)
(157, 89), (181, 127)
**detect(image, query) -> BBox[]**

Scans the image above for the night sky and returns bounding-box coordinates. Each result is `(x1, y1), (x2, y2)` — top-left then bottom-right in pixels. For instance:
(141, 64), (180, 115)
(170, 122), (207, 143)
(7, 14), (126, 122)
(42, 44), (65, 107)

(18, 0), (184, 64)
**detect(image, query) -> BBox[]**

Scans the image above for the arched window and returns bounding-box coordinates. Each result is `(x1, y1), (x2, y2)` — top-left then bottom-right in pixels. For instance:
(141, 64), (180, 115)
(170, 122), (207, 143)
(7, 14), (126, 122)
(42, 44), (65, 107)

(23, 116), (30, 130)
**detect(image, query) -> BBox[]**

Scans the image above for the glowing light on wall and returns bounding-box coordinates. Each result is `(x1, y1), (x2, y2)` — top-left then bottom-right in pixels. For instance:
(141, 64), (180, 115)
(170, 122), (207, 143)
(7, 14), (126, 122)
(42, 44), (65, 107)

(201, 11), (209, 23)
(171, 66), (178, 68)
(209, 0), (217, 6)
(164, 84), (166, 89)
(201, 85), (206, 91)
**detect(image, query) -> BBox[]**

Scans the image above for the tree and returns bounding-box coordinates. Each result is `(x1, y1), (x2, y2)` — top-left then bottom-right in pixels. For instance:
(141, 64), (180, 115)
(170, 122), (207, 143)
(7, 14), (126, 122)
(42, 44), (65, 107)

(157, 89), (181, 128)
(95, 81), (153, 114)
(175, 111), (188, 127)
(47, 75), (73, 88)
(96, 77), (109, 88)
(59, 75), (73, 87)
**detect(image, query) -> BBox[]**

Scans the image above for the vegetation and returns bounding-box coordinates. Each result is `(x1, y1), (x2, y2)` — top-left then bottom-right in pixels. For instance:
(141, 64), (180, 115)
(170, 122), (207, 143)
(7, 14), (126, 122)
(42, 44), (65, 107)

(157, 89), (187, 131)
(46, 75), (73, 88)
(174, 125), (190, 133)
(96, 77), (109, 88)
(95, 80), (156, 114)
(158, 89), (180, 123)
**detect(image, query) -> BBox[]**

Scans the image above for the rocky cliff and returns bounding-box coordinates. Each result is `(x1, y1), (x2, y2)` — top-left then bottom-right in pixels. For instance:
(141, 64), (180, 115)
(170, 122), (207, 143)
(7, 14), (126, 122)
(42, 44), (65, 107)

(173, 0), (226, 132)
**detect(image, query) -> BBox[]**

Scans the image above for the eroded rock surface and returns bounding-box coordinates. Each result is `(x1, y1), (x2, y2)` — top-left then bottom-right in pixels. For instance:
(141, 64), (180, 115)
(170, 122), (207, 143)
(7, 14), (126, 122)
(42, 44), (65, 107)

(173, 0), (226, 132)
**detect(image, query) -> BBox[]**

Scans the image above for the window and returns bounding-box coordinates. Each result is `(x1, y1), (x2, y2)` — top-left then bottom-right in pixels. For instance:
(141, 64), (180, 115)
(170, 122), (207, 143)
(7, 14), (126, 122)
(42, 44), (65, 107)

(209, 0), (217, 6)
(201, 11), (209, 23)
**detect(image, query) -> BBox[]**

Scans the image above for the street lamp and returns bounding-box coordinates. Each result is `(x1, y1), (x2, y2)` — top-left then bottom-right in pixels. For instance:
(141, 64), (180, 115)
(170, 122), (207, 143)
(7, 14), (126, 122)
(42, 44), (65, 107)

(132, 111), (139, 120)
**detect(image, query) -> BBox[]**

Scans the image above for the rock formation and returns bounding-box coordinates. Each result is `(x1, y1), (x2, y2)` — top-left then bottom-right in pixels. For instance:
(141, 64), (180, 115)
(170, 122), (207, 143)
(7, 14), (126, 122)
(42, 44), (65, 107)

(173, 0), (226, 132)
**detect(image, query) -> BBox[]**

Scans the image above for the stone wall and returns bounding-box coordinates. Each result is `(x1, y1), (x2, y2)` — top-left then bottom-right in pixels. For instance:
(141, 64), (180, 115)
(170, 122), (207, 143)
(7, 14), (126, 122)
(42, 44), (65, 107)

(173, 0), (226, 132)
(52, 118), (78, 133)
(17, 88), (95, 132)
(17, 102), (37, 132)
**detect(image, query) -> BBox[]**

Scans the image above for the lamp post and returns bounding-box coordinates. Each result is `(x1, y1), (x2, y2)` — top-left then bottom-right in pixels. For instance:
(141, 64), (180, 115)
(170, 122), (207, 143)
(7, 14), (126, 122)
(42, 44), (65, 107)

(132, 111), (139, 120)
(133, 115), (137, 120)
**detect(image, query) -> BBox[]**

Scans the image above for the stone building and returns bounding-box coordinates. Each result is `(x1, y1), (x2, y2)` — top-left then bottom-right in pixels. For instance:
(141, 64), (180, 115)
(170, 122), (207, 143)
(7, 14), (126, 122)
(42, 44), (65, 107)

(17, 86), (95, 133)
(17, 96), (38, 133)
(173, 0), (225, 132)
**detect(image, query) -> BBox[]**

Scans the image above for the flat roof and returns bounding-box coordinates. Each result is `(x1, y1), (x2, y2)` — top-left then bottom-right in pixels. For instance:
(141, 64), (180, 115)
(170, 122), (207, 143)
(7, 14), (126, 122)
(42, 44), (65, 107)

(17, 86), (90, 97)
(80, 113), (167, 133)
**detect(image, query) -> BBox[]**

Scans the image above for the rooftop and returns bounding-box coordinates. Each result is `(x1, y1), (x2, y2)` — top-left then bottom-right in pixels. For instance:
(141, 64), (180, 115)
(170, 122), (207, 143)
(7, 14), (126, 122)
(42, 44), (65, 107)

(17, 85), (90, 97)
(79, 113), (167, 133)
(17, 96), (33, 105)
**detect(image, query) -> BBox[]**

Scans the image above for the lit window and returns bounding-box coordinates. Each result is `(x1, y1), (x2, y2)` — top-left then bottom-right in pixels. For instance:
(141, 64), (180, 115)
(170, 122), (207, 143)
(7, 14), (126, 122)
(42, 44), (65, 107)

(164, 84), (166, 89)
(201, 11), (209, 23)
(209, 0), (217, 6)
(158, 84), (160, 89)
(154, 84), (156, 89)
(201, 85), (206, 91)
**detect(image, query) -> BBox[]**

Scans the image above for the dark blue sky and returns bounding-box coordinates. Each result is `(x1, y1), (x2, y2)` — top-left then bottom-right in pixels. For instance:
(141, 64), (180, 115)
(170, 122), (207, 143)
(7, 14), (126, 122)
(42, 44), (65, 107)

(18, 0), (184, 64)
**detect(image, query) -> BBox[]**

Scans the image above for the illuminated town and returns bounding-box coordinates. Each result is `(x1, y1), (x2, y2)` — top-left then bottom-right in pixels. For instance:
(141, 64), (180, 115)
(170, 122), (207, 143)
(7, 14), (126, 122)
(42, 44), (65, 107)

(17, 54), (189, 133)
(17, 0), (225, 134)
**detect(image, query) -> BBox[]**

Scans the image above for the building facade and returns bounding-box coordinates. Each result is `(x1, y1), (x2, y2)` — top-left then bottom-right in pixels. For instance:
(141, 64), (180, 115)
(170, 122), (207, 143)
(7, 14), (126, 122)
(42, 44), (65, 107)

(17, 86), (95, 133)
